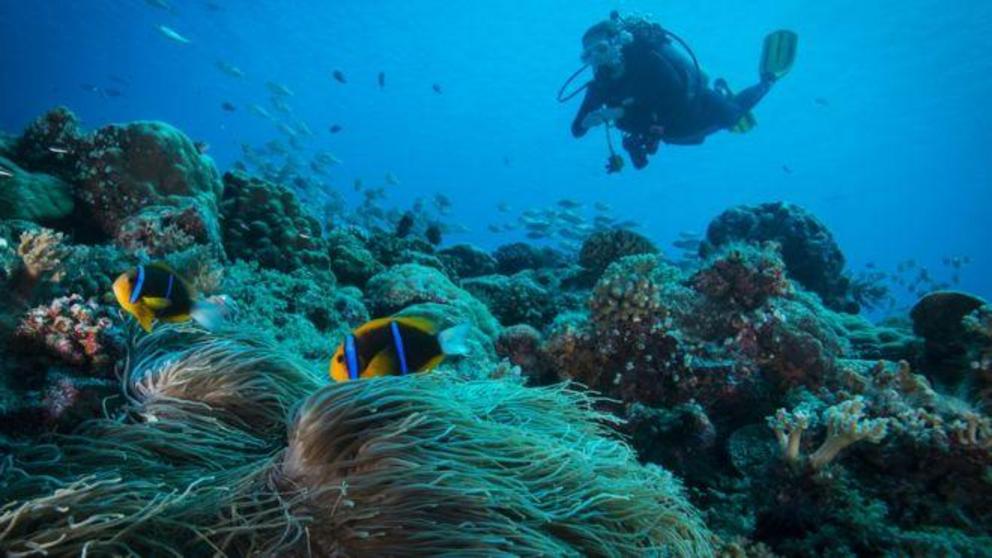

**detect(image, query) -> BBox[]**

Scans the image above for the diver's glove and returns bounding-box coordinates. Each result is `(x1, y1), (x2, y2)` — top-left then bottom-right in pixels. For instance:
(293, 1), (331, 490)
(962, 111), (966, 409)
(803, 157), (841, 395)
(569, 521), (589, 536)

(581, 107), (625, 130)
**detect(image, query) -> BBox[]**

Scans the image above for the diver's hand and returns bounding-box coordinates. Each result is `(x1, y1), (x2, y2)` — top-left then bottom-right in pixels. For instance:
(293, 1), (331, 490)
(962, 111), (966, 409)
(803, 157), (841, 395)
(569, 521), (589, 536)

(581, 107), (625, 129)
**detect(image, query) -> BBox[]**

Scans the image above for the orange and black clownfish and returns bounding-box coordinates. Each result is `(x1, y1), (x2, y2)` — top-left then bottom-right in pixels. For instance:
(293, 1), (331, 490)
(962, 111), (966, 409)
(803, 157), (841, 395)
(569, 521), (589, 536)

(330, 317), (470, 382)
(112, 263), (222, 333)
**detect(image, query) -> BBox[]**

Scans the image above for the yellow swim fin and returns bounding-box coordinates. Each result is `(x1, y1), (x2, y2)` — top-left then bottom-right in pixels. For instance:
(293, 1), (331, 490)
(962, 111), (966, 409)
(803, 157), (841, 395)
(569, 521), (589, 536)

(760, 30), (798, 81)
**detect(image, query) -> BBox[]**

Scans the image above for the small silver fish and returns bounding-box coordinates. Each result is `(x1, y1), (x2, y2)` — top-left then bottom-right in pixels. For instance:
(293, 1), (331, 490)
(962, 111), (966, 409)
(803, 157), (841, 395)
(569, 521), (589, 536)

(157, 25), (190, 44)
(48, 147), (70, 154)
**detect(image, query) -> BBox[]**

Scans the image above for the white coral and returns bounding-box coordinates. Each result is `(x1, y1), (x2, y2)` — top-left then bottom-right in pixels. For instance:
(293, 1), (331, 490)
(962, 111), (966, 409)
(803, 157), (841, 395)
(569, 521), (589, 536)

(17, 228), (68, 281)
(767, 407), (811, 463)
(809, 397), (889, 469)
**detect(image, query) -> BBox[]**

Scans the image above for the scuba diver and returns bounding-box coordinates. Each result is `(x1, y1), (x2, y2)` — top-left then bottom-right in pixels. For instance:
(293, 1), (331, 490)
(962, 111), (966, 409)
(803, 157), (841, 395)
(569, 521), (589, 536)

(560, 12), (798, 171)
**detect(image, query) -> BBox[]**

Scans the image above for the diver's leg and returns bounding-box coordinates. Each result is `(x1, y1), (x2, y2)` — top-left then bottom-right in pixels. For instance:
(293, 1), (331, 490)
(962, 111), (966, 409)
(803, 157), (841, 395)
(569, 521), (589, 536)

(622, 134), (650, 169)
(690, 82), (770, 133)
(731, 78), (774, 113)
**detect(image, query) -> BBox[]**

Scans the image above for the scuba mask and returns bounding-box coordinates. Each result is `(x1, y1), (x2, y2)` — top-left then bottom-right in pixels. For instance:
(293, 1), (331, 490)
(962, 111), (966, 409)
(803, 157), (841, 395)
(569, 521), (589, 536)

(580, 22), (632, 69)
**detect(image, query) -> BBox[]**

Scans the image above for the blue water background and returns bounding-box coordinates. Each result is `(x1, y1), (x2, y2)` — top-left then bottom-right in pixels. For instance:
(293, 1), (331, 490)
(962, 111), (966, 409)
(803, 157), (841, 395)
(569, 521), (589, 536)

(2, 1), (990, 314)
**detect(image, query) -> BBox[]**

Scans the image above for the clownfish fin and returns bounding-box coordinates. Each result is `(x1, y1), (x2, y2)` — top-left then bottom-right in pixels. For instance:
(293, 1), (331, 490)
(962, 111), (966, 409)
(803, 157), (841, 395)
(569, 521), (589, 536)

(142, 297), (172, 311)
(394, 316), (439, 335)
(135, 306), (155, 333)
(417, 354), (445, 373)
(438, 323), (471, 357)
(352, 316), (396, 337)
(190, 300), (224, 331)
(364, 348), (399, 378)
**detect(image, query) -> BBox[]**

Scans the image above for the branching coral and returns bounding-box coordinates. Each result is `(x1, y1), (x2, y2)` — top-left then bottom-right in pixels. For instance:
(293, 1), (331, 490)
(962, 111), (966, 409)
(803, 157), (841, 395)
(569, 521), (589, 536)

(808, 397), (889, 469)
(17, 227), (69, 282)
(768, 397), (889, 469)
(767, 407), (813, 464)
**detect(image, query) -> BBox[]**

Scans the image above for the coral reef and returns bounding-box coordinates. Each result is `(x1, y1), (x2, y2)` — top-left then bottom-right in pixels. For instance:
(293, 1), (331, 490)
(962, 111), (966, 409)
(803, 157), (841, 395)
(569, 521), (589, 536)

(219, 171), (328, 271)
(462, 271), (557, 328)
(437, 243), (497, 278)
(493, 241), (565, 274)
(494, 323), (553, 383)
(578, 228), (658, 277)
(12, 106), (85, 178)
(0, 155), (74, 222)
(219, 260), (367, 362)
(1, 108), (989, 557)
(691, 243), (790, 311)
(701, 202), (858, 313)
(364, 263), (500, 338)
(77, 120), (224, 246)
(326, 227), (385, 287)
(15, 294), (122, 371)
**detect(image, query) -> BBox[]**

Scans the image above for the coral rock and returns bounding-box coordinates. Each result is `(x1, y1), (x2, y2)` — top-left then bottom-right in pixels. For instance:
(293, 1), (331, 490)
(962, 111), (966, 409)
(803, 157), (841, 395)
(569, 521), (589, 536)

(13, 106), (85, 178)
(691, 243), (790, 311)
(0, 155), (74, 222)
(365, 263), (500, 338)
(15, 294), (123, 372)
(462, 271), (557, 328)
(578, 228), (658, 277)
(494, 242), (565, 274)
(495, 324), (552, 383)
(437, 243), (497, 278)
(78, 120), (223, 245)
(702, 202), (857, 313)
(327, 228), (386, 287)
(220, 171), (326, 271)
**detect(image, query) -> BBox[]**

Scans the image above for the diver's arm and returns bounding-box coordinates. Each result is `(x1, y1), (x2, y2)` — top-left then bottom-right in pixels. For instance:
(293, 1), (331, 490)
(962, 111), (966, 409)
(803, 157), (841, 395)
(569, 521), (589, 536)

(571, 87), (604, 137)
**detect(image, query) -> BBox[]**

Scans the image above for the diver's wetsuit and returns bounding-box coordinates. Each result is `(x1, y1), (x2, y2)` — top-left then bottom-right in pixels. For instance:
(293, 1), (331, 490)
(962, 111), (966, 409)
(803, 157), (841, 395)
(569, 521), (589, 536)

(572, 27), (773, 168)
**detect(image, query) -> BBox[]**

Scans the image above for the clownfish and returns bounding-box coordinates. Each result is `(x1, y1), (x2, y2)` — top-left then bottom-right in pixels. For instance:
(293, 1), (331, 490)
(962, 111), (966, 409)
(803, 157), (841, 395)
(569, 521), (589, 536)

(330, 317), (470, 382)
(112, 263), (223, 333)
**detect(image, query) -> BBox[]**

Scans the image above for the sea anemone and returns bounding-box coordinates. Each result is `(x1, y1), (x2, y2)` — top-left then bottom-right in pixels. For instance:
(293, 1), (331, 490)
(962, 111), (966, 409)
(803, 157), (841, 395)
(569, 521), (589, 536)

(256, 376), (714, 556)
